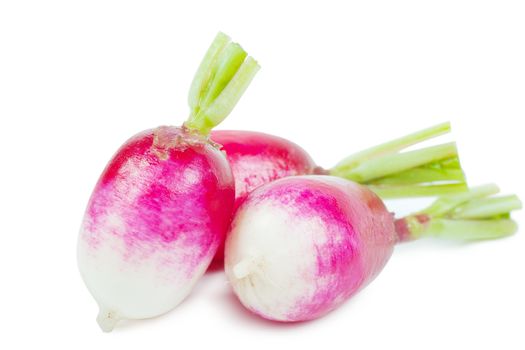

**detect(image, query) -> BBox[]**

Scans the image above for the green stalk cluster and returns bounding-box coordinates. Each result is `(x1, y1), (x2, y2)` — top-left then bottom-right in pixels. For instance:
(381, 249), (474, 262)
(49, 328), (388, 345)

(186, 32), (260, 136)
(331, 122), (467, 198)
(402, 184), (522, 241)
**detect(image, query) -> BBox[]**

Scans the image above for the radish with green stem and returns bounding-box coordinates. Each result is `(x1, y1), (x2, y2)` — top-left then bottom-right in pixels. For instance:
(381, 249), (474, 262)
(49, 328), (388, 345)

(225, 176), (521, 322)
(212, 122), (467, 202)
(77, 32), (259, 331)
(210, 122), (467, 264)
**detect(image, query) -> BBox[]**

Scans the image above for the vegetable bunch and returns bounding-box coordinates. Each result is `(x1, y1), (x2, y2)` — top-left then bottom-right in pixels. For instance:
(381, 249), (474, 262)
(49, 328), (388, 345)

(77, 33), (521, 331)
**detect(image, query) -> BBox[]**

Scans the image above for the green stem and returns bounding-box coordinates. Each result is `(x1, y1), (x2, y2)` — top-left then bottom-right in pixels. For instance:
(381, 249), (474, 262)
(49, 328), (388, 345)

(419, 183), (500, 217)
(339, 142), (458, 183)
(395, 184), (522, 242)
(334, 122), (451, 169)
(425, 219), (518, 240)
(371, 183), (467, 199)
(330, 122), (467, 198)
(188, 32), (230, 114)
(452, 195), (522, 219)
(369, 158), (464, 185)
(185, 32), (260, 136)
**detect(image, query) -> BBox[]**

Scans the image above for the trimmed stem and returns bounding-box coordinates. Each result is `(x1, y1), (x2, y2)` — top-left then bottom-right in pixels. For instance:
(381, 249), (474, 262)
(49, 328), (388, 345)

(395, 184), (522, 242)
(371, 183), (468, 199)
(334, 122), (451, 169)
(188, 32), (230, 113)
(340, 142), (458, 183)
(185, 32), (260, 136)
(330, 122), (467, 198)
(423, 218), (518, 241)
(368, 158), (465, 185)
(452, 195), (522, 219)
(419, 183), (500, 217)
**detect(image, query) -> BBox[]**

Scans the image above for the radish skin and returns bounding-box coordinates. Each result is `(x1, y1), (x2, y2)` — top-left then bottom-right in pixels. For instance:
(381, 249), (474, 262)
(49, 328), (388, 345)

(210, 130), (319, 200)
(77, 32), (259, 331)
(224, 176), (520, 322)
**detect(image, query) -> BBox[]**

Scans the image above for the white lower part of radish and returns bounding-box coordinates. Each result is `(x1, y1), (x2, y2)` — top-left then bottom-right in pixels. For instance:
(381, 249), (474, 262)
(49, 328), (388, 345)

(225, 201), (328, 321)
(225, 176), (396, 322)
(78, 221), (209, 323)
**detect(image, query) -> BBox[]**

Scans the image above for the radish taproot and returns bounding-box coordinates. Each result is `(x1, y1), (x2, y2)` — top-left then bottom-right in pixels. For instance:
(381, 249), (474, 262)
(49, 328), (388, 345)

(77, 32), (259, 331)
(210, 123), (467, 265)
(224, 176), (521, 322)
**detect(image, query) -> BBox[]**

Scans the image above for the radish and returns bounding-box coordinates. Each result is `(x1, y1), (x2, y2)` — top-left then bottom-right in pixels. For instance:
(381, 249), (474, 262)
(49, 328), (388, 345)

(211, 122), (467, 202)
(210, 123), (467, 264)
(211, 122), (467, 201)
(77, 32), (259, 331)
(224, 176), (521, 322)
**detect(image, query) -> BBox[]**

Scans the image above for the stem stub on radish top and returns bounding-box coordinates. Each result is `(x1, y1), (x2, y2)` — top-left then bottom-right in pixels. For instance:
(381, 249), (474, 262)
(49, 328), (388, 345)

(185, 32), (260, 136)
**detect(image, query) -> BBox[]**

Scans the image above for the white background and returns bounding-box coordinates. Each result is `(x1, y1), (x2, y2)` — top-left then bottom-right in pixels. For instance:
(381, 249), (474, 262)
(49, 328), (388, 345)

(1, 1), (524, 349)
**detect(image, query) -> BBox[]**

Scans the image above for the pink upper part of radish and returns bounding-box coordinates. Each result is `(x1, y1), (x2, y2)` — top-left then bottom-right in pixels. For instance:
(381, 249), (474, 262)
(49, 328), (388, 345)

(224, 176), (396, 322)
(81, 126), (235, 277)
(211, 130), (321, 201)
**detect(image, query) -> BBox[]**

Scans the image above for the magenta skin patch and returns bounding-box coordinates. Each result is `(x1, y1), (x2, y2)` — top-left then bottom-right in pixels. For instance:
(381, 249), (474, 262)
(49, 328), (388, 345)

(211, 130), (318, 201)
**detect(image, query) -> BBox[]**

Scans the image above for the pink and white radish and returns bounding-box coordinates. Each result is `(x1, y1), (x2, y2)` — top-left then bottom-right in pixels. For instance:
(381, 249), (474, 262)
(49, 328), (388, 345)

(212, 122), (467, 202)
(210, 123), (467, 265)
(77, 32), (259, 331)
(225, 176), (521, 322)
